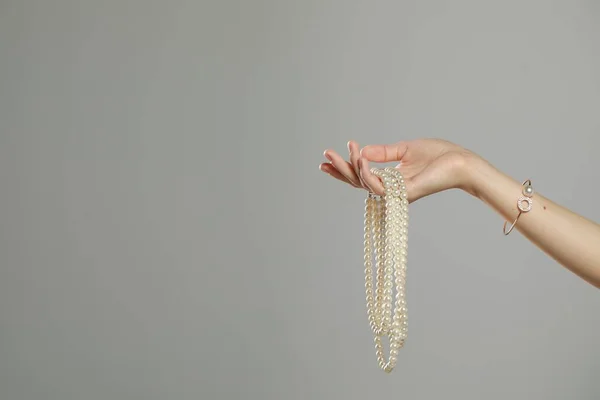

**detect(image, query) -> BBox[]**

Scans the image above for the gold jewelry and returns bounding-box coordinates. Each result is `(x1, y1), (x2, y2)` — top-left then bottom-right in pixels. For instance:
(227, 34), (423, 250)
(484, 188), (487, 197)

(364, 167), (409, 373)
(503, 179), (534, 235)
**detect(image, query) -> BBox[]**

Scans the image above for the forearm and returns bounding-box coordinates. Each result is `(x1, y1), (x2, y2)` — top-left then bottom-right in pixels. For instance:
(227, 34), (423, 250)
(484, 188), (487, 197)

(463, 156), (600, 288)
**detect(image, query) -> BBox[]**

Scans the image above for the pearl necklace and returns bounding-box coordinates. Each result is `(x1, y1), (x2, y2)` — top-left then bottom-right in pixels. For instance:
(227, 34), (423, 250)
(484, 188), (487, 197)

(364, 167), (409, 373)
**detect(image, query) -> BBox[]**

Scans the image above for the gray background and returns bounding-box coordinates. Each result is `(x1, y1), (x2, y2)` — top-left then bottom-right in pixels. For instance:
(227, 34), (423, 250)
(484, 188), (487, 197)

(1, 0), (599, 399)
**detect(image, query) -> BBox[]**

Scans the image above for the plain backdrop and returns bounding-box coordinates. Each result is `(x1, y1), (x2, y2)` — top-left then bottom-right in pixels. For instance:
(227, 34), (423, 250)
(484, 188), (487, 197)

(1, 1), (599, 399)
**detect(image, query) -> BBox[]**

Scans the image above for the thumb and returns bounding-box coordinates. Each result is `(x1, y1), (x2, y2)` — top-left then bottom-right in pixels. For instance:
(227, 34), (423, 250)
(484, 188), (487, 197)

(360, 141), (408, 163)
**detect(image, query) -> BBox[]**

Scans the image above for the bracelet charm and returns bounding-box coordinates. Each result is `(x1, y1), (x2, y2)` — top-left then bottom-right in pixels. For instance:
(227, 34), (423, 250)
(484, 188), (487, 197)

(503, 179), (534, 235)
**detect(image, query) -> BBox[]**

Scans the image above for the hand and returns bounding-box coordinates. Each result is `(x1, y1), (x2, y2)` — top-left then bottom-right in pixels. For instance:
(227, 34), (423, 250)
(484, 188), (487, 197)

(319, 139), (479, 202)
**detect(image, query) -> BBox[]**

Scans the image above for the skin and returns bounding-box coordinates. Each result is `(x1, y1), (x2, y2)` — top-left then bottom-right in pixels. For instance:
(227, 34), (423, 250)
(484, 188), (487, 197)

(319, 138), (600, 289)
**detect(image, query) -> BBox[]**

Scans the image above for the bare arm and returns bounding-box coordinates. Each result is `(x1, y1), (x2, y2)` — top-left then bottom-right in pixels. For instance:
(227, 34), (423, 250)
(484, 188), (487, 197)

(464, 155), (600, 288)
(321, 138), (600, 289)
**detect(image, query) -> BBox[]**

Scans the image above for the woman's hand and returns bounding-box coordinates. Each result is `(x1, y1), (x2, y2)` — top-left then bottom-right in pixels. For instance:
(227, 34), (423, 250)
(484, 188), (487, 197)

(320, 138), (479, 202)
(320, 138), (600, 288)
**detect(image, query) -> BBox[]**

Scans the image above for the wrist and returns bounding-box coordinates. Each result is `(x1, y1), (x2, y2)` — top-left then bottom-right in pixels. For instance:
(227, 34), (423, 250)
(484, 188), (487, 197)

(457, 151), (498, 199)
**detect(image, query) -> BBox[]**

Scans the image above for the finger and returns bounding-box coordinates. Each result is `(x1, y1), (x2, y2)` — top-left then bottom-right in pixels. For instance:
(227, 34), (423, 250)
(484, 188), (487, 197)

(347, 140), (367, 188)
(360, 159), (423, 203)
(358, 158), (384, 195)
(319, 163), (361, 188)
(323, 149), (362, 187)
(360, 141), (409, 163)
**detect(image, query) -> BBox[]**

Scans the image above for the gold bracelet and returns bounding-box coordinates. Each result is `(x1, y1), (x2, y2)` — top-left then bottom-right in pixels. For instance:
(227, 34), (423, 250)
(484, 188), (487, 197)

(503, 179), (534, 235)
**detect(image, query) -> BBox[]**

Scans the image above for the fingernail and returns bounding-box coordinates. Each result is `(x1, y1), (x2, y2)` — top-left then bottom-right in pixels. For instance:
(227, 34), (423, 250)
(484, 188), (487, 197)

(324, 152), (332, 161)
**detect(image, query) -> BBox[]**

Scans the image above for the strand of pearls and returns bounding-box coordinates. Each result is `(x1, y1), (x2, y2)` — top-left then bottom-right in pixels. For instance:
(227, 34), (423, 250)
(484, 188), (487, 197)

(364, 167), (409, 373)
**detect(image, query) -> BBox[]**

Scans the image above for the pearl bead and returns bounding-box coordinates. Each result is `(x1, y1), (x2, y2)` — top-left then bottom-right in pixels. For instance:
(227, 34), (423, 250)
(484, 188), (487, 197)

(364, 168), (409, 373)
